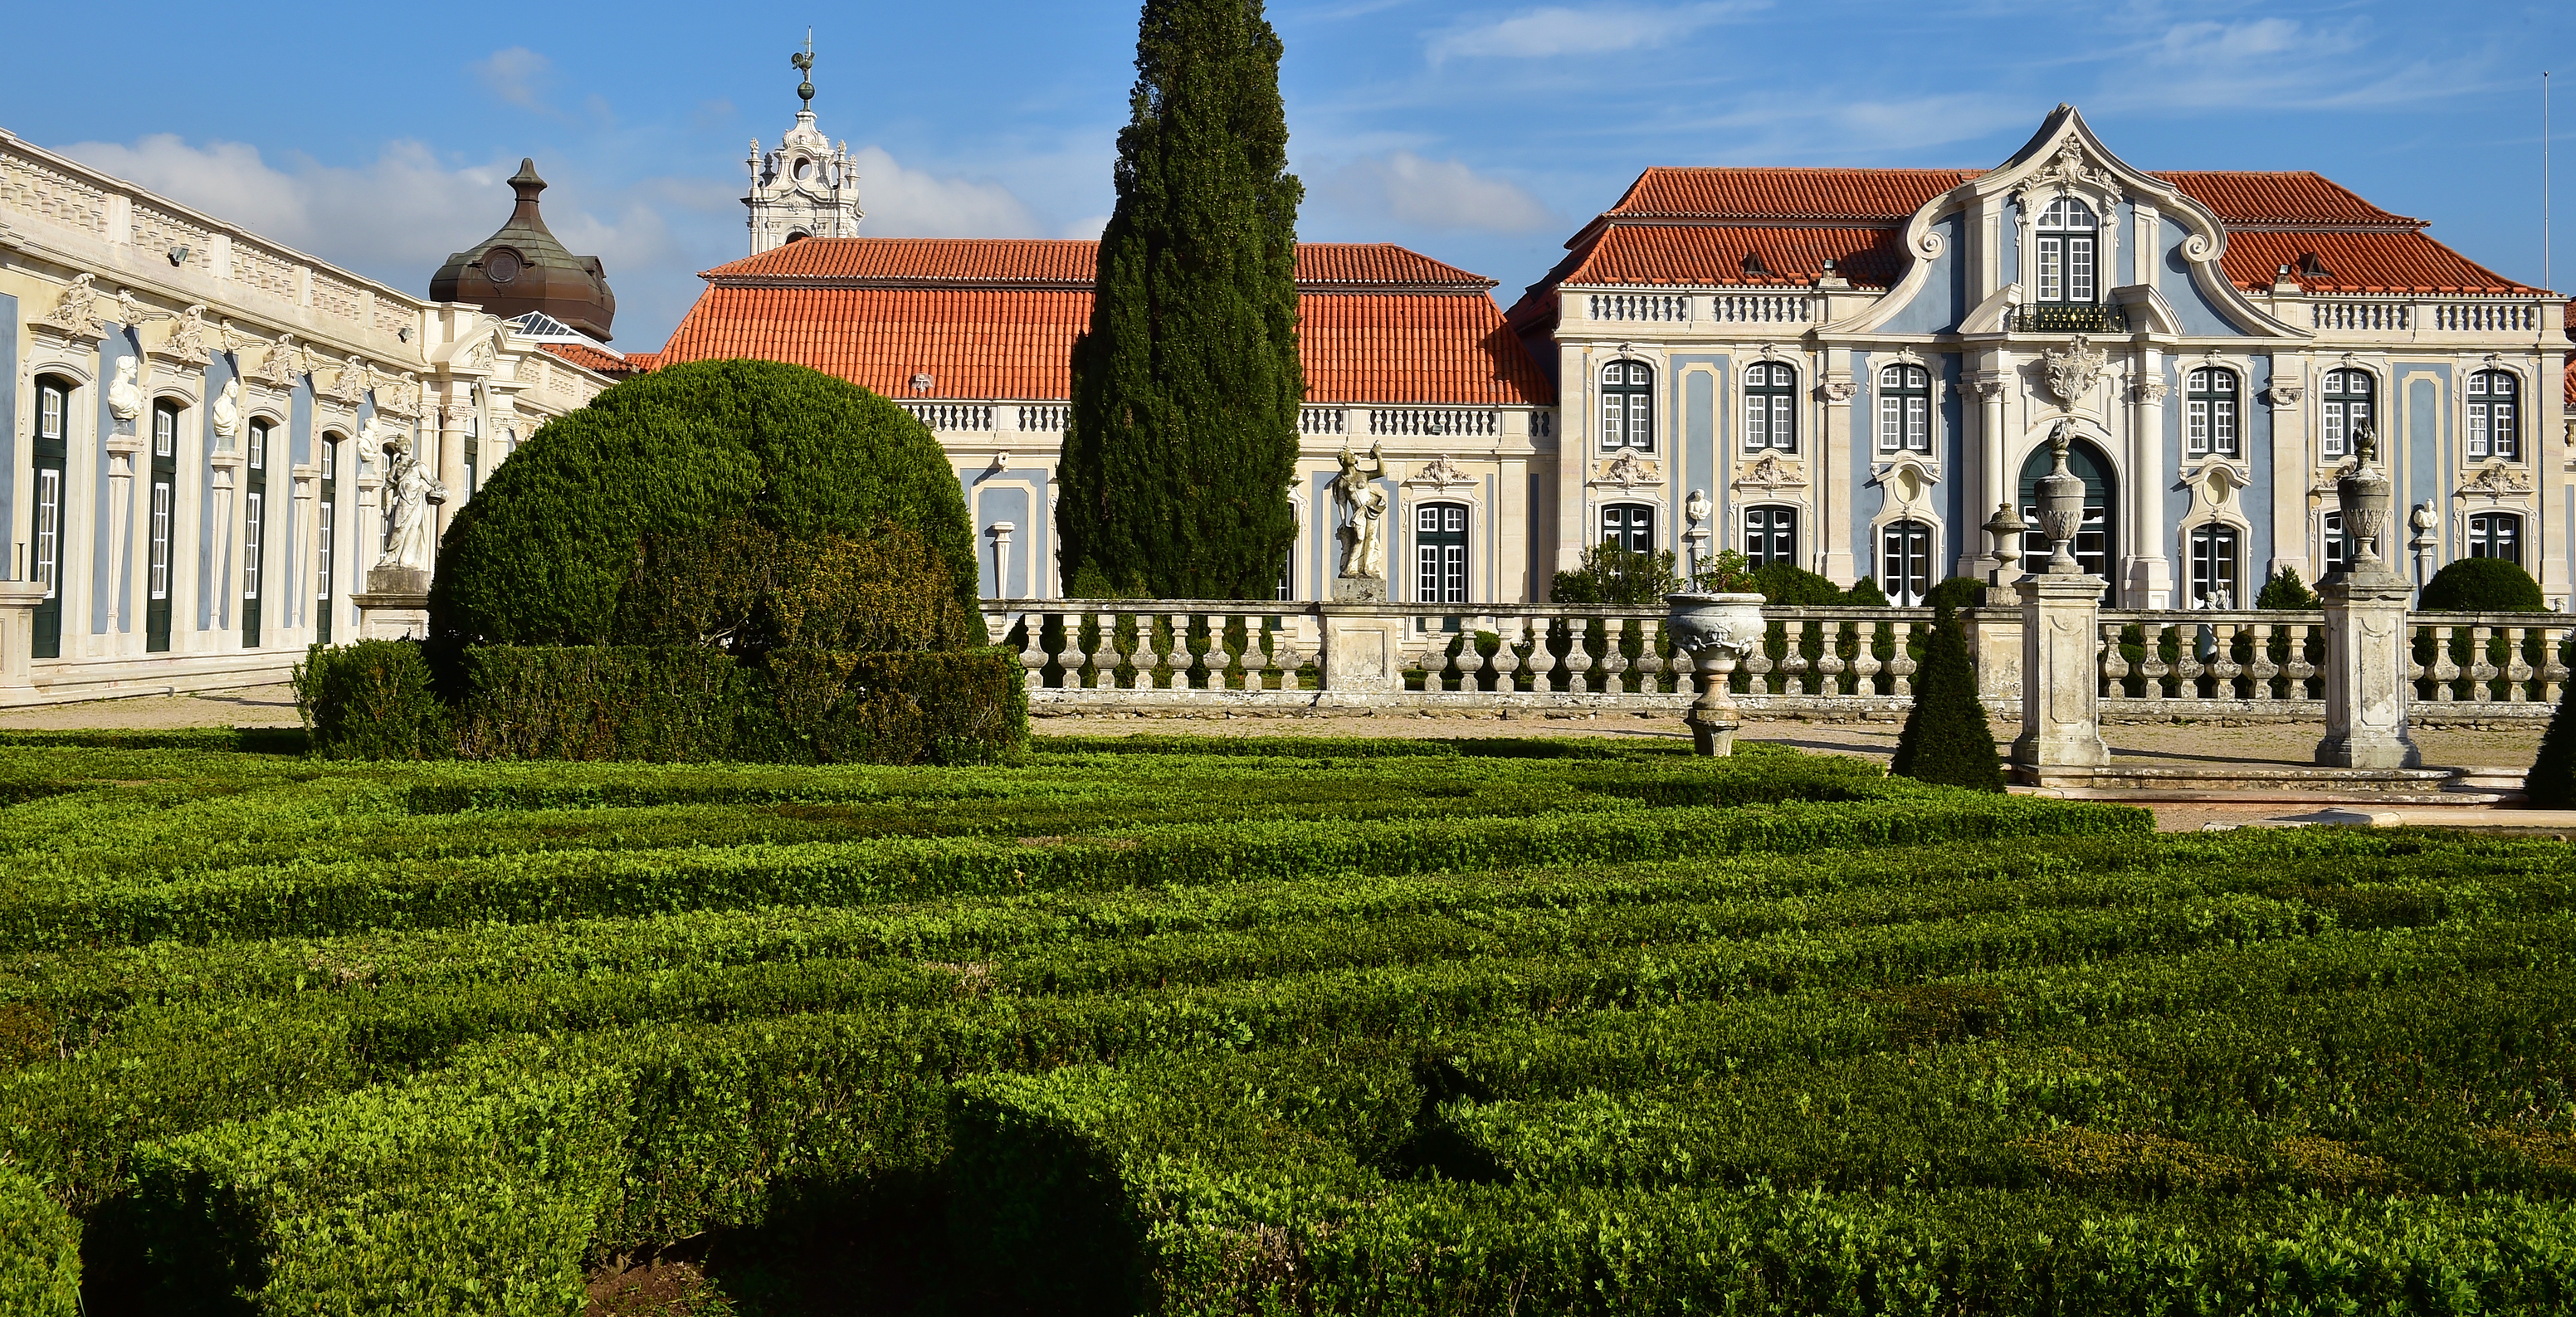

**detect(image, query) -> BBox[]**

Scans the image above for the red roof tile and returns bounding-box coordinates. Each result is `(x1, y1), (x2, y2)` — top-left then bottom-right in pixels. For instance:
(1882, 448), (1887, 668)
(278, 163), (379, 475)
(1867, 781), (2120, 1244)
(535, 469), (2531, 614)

(2213, 229), (2537, 295)
(701, 238), (1494, 293)
(2151, 172), (2418, 228)
(538, 340), (635, 376)
(654, 242), (1549, 406)
(1546, 225), (1908, 290)
(1603, 168), (1977, 222)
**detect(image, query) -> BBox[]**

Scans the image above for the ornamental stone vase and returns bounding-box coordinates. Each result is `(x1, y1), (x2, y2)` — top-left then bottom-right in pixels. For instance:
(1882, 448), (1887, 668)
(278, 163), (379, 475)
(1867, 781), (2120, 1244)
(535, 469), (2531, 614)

(1665, 591), (1768, 756)
(2334, 437), (2393, 572)
(2035, 434), (2086, 574)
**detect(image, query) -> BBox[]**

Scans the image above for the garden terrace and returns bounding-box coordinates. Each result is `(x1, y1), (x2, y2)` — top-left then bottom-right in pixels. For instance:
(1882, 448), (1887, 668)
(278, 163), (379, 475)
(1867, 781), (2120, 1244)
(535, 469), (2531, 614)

(0, 733), (2568, 1313)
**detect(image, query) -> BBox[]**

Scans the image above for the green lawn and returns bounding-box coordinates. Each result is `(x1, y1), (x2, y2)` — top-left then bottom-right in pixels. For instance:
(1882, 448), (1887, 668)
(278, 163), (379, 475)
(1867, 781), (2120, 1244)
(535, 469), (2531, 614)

(2, 731), (2569, 1315)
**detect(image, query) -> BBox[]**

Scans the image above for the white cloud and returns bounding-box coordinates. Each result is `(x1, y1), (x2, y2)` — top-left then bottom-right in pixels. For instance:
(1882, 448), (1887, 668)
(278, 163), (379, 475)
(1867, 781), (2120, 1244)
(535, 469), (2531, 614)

(1426, 0), (1764, 63)
(847, 146), (1047, 237)
(475, 46), (554, 110)
(1316, 152), (1555, 232)
(49, 134), (677, 291)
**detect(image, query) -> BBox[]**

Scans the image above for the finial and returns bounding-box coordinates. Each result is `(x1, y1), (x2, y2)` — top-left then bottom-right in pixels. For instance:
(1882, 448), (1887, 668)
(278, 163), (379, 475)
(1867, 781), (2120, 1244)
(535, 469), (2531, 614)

(792, 28), (816, 108)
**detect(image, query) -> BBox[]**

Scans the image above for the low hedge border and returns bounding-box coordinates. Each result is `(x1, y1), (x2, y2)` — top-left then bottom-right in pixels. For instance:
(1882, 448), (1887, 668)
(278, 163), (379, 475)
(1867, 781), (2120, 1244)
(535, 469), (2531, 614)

(0, 1161), (77, 1315)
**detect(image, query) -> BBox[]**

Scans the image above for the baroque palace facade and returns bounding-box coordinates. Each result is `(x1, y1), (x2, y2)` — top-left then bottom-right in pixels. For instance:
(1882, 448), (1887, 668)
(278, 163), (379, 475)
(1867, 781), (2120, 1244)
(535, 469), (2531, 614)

(0, 129), (620, 700)
(657, 101), (2569, 610)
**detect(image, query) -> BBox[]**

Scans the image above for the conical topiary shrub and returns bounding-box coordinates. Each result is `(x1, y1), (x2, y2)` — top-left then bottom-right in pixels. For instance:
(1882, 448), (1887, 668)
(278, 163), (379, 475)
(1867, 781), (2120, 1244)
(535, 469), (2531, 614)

(1890, 604), (2005, 791)
(2527, 681), (2576, 808)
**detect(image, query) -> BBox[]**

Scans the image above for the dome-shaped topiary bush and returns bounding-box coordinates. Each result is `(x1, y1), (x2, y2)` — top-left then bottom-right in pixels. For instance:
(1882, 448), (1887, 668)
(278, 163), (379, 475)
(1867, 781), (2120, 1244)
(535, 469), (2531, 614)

(2418, 557), (2544, 612)
(430, 359), (980, 651)
(1752, 561), (1845, 606)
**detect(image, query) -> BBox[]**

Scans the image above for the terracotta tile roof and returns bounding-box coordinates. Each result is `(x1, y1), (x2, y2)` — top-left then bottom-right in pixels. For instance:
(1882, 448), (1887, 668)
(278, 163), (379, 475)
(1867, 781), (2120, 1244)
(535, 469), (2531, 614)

(538, 340), (635, 376)
(1603, 167), (1977, 222)
(654, 239), (1549, 406)
(2150, 171), (2418, 228)
(1541, 225), (1908, 290)
(700, 238), (1495, 294)
(2213, 229), (2537, 295)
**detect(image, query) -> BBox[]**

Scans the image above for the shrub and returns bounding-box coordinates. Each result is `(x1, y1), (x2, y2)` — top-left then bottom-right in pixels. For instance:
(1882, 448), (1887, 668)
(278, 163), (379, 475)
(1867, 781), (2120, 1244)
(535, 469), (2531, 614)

(1890, 607), (2003, 791)
(1689, 549), (1757, 593)
(0, 1162), (77, 1316)
(1753, 561), (1844, 606)
(429, 359), (978, 651)
(1923, 576), (1986, 617)
(451, 646), (776, 763)
(768, 649), (1029, 765)
(2526, 682), (2576, 808)
(2256, 564), (2320, 609)
(1551, 543), (1682, 605)
(609, 517), (983, 657)
(291, 641), (451, 760)
(1843, 576), (1889, 607)
(2421, 557), (2545, 612)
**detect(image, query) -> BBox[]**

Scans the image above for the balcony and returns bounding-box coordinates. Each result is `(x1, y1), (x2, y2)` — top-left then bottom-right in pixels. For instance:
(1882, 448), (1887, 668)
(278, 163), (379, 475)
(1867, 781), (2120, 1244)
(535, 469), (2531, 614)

(2013, 304), (2126, 333)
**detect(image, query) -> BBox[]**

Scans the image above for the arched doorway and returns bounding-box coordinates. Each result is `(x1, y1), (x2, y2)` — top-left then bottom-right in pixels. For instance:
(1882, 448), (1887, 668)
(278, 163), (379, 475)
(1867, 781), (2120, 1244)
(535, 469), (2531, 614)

(2018, 437), (2118, 601)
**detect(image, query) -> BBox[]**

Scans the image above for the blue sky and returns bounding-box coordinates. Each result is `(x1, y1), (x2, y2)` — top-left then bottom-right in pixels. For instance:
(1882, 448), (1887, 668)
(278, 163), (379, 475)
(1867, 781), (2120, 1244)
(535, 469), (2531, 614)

(6, 2), (2568, 349)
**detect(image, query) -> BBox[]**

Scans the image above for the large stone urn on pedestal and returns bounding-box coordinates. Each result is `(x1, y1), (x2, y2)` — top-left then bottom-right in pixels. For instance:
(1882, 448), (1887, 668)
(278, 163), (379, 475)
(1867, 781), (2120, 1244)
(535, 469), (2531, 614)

(1666, 592), (1767, 756)
(2315, 427), (2422, 768)
(2011, 427), (2111, 770)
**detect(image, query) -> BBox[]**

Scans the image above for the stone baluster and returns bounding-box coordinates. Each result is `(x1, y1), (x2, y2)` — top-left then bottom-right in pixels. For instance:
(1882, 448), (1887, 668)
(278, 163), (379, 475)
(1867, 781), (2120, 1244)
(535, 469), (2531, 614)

(1813, 622), (1848, 695)
(2245, 622), (2281, 701)
(1633, 624), (1666, 693)
(1599, 627), (1630, 695)
(2503, 625), (2536, 703)
(2284, 621), (2319, 700)
(1563, 620), (1593, 695)
(1519, 617), (1556, 692)
(1490, 617), (1524, 691)
(2171, 624), (2206, 699)
(2206, 622), (2243, 699)
(2428, 626), (2462, 702)
(1850, 622), (1884, 695)
(2134, 622), (2170, 700)
(2098, 622), (2129, 697)
(1775, 622), (1810, 695)
(2404, 622), (2428, 700)
(1018, 612), (1051, 689)
(2539, 624), (2570, 705)
(1888, 622), (1920, 697)
(2468, 623), (2500, 703)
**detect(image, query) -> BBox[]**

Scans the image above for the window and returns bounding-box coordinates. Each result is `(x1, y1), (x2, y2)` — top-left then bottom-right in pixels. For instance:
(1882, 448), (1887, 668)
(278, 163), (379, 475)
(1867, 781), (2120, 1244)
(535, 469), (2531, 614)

(2185, 367), (2239, 458)
(1601, 503), (1654, 554)
(1417, 503), (1468, 604)
(2469, 512), (2522, 564)
(1744, 505), (1798, 568)
(1744, 363), (1797, 452)
(152, 400), (178, 460)
(243, 494), (264, 604)
(248, 419), (266, 471)
(1599, 360), (1652, 451)
(2321, 511), (2347, 578)
(32, 378), (71, 661)
(2035, 197), (2100, 304)
(244, 420), (269, 649)
(1275, 554), (1293, 602)
(148, 402), (179, 653)
(2188, 524), (2241, 608)
(1877, 364), (1930, 453)
(2320, 368), (2374, 459)
(1881, 519), (1933, 605)
(319, 437), (341, 645)
(2468, 371), (2520, 461)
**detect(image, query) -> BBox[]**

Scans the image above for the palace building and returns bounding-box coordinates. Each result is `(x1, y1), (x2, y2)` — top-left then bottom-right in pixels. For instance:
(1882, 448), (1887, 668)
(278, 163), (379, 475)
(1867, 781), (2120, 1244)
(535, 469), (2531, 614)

(0, 129), (621, 700)
(655, 100), (2569, 609)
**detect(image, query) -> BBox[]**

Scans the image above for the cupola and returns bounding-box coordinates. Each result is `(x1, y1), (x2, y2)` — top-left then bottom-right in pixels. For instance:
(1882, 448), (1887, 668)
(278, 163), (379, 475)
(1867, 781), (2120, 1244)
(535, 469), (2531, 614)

(430, 159), (618, 341)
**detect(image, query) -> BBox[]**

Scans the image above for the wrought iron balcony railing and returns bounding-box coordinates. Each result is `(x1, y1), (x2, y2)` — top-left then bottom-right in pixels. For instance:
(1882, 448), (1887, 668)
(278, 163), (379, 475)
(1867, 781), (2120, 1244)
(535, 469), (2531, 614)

(2013, 303), (2126, 333)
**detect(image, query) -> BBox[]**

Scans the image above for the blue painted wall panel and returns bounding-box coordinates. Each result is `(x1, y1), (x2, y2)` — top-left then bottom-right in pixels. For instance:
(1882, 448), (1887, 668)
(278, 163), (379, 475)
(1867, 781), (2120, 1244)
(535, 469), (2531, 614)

(93, 331), (131, 633)
(1876, 215), (1966, 335)
(2159, 239), (2243, 337)
(2408, 374), (2443, 559)
(198, 354), (232, 629)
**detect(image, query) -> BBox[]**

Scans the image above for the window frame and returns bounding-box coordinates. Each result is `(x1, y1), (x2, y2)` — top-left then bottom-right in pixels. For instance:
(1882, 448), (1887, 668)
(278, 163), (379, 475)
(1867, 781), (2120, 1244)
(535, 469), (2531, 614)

(2188, 523), (2242, 609)
(1415, 500), (1470, 605)
(30, 376), (72, 661)
(1743, 362), (1798, 453)
(1880, 519), (1934, 605)
(1744, 505), (1798, 568)
(1599, 502), (1655, 554)
(2467, 370), (2520, 461)
(2320, 368), (2374, 459)
(2034, 197), (2100, 305)
(2468, 511), (2523, 565)
(2185, 367), (2240, 458)
(1598, 359), (1654, 453)
(2321, 510), (2347, 578)
(1876, 363), (1930, 454)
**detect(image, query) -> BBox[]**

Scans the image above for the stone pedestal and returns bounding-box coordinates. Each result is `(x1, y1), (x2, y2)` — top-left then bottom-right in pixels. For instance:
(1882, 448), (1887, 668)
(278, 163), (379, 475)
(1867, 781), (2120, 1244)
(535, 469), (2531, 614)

(1963, 606), (2022, 709)
(0, 581), (48, 688)
(1684, 649), (1744, 756)
(350, 565), (430, 642)
(2012, 573), (2110, 768)
(1319, 603), (1406, 698)
(1329, 575), (1387, 605)
(2315, 571), (2422, 768)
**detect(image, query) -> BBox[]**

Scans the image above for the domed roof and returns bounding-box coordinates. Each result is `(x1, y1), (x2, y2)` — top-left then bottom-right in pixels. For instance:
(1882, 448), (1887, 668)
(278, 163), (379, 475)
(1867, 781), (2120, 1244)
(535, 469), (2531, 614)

(430, 159), (617, 341)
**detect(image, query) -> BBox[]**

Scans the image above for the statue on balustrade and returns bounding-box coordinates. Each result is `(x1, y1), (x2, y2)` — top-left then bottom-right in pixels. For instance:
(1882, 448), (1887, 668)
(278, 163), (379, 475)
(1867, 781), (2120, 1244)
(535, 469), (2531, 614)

(377, 432), (447, 578)
(1331, 441), (1388, 593)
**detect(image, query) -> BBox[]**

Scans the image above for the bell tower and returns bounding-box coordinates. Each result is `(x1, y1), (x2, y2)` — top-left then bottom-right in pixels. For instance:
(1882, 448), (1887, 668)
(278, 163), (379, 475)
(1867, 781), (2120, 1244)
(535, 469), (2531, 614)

(744, 31), (864, 255)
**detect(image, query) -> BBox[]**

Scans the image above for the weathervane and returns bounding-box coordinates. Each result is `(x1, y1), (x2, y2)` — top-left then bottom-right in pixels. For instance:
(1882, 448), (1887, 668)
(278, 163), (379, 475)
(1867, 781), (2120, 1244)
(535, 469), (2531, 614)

(793, 29), (815, 110)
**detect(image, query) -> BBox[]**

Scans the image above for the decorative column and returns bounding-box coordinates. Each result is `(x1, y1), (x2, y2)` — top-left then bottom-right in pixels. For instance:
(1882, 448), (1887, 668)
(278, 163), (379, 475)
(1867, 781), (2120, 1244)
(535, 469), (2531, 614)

(987, 521), (1016, 600)
(1973, 374), (2008, 578)
(2013, 426), (2112, 770)
(105, 354), (145, 651)
(2125, 357), (2170, 608)
(2266, 373), (2309, 580)
(2315, 429), (2422, 769)
(1817, 368), (1858, 583)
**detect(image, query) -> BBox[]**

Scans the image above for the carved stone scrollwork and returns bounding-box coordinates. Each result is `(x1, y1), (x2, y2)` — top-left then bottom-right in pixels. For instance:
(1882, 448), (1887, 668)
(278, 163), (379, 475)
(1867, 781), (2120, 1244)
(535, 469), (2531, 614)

(2456, 464), (2535, 497)
(157, 304), (209, 362)
(1409, 454), (1474, 488)
(2043, 336), (2106, 406)
(2032, 139), (2115, 190)
(39, 274), (104, 337)
(2266, 380), (2304, 407)
(329, 355), (373, 406)
(1735, 451), (1806, 491)
(259, 334), (307, 388)
(1598, 450), (1661, 486)
(1818, 378), (1859, 404)
(2130, 379), (2170, 403)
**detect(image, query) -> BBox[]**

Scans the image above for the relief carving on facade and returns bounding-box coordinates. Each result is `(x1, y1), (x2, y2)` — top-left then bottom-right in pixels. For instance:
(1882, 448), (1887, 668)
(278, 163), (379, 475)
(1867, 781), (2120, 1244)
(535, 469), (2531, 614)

(155, 303), (209, 362)
(1817, 377), (1859, 404)
(2042, 336), (2106, 406)
(1735, 451), (1805, 490)
(40, 274), (104, 336)
(1409, 454), (1474, 488)
(329, 355), (374, 406)
(1598, 450), (1660, 486)
(2456, 463), (2535, 497)
(259, 334), (306, 388)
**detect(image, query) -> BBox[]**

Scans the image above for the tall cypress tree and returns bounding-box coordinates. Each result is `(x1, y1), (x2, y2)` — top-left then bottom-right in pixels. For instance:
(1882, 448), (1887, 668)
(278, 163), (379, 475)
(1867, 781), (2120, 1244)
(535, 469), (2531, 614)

(1057, 0), (1305, 598)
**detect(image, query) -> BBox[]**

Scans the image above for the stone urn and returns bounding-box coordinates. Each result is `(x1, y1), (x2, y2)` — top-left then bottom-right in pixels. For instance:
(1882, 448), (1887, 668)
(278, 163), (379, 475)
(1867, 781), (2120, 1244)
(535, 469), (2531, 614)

(2034, 429), (2086, 574)
(1665, 591), (1768, 756)
(2335, 424), (2393, 572)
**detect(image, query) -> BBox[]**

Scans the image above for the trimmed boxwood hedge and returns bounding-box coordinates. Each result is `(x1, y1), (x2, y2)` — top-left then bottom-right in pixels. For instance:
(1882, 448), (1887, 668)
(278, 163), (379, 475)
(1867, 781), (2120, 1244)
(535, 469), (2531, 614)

(429, 359), (978, 651)
(0, 1161), (78, 1315)
(292, 641), (451, 760)
(2420, 557), (2545, 612)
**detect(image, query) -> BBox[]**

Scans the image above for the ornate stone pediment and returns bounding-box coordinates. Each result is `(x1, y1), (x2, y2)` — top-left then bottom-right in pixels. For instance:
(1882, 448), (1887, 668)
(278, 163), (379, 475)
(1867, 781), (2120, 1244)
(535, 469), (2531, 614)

(1407, 454), (1475, 488)
(1735, 451), (1805, 491)
(1594, 450), (1661, 487)
(37, 274), (104, 338)
(2030, 139), (2115, 191)
(154, 304), (209, 362)
(2043, 336), (2106, 406)
(258, 334), (308, 388)
(375, 372), (422, 418)
(1869, 456), (1938, 510)
(2456, 463), (2534, 497)
(329, 355), (374, 406)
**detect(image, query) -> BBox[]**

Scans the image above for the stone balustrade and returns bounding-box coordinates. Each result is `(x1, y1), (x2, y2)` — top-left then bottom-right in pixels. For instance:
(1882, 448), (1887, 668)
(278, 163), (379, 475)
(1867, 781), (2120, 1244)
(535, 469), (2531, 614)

(979, 598), (2575, 724)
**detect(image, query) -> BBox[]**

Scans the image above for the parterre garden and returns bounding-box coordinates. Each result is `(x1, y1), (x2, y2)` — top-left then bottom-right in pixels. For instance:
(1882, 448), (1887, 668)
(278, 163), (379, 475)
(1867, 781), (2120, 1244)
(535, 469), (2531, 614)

(0, 729), (2569, 1314)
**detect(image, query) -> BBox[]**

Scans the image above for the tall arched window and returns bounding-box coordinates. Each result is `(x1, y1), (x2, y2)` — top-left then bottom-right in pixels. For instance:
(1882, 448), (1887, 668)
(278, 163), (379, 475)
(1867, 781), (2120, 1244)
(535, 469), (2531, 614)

(1416, 502), (1469, 604)
(148, 400), (180, 653)
(1744, 505), (1798, 568)
(1881, 519), (1933, 605)
(30, 376), (71, 661)
(2469, 512), (2522, 564)
(2468, 370), (2520, 461)
(1601, 503), (1654, 553)
(2185, 367), (2239, 457)
(2035, 198), (2099, 305)
(1600, 360), (1652, 451)
(245, 418), (269, 649)
(318, 436), (342, 645)
(1744, 363), (1797, 452)
(1877, 364), (1930, 453)
(2188, 524), (2241, 608)
(2320, 368), (2374, 458)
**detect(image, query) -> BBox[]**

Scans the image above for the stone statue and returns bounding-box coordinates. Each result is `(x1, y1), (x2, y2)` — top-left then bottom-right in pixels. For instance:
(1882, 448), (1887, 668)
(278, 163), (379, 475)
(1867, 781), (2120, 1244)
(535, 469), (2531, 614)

(211, 379), (241, 448)
(106, 356), (144, 425)
(377, 432), (447, 574)
(1685, 488), (1711, 528)
(1331, 441), (1388, 580)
